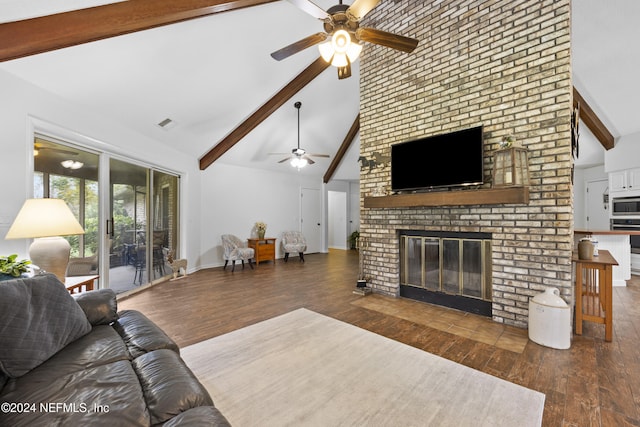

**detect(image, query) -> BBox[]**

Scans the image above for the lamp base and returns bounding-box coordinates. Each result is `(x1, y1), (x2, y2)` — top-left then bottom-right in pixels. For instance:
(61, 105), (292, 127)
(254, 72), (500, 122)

(29, 236), (71, 282)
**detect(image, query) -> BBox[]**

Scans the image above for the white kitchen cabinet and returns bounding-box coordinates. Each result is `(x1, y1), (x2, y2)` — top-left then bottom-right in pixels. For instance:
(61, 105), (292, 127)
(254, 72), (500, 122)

(609, 168), (640, 193)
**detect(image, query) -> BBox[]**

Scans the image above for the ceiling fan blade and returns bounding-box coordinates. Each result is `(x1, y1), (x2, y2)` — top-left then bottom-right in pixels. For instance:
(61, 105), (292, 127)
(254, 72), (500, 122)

(287, 0), (331, 20)
(308, 153), (330, 158)
(302, 155), (316, 165)
(278, 157), (292, 163)
(271, 32), (328, 61)
(346, 0), (381, 22)
(356, 27), (419, 53)
(35, 146), (79, 156)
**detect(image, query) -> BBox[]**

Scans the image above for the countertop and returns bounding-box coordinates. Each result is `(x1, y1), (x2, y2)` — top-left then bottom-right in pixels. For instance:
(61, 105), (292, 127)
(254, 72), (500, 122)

(575, 229), (640, 236)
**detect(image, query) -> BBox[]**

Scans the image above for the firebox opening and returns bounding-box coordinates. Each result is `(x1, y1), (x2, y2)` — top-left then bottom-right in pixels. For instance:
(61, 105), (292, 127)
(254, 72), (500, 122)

(398, 230), (492, 317)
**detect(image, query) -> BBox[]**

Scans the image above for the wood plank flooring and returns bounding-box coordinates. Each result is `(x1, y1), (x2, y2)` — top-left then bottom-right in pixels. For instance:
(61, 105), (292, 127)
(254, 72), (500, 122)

(118, 249), (640, 426)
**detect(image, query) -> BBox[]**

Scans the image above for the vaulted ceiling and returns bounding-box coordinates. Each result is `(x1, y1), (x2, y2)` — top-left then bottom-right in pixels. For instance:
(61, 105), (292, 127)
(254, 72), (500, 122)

(1, 0), (638, 177)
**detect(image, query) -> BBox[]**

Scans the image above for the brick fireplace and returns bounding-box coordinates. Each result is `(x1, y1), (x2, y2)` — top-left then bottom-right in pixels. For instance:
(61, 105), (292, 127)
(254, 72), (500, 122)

(358, 0), (574, 328)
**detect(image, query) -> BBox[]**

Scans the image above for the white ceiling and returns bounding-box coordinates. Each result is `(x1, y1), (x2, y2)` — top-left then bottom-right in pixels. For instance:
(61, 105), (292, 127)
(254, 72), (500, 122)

(1, 0), (638, 176)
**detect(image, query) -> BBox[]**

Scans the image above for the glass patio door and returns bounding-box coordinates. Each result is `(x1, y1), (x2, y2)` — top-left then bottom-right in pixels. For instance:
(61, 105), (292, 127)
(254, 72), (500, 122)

(107, 159), (180, 293)
(107, 159), (149, 293)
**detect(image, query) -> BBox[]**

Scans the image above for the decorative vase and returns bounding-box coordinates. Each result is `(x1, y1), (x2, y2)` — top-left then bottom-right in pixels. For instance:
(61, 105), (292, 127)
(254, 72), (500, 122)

(578, 238), (594, 260)
(258, 230), (265, 239)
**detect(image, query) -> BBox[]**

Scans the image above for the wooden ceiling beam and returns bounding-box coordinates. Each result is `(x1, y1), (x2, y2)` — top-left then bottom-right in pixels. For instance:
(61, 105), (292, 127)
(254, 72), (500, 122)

(199, 57), (330, 170)
(573, 87), (615, 150)
(323, 114), (359, 183)
(0, 0), (276, 62)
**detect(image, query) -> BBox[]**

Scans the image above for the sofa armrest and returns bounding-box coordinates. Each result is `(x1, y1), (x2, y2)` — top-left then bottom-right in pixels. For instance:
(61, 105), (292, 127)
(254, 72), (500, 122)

(133, 349), (217, 425)
(114, 310), (179, 358)
(73, 289), (118, 326)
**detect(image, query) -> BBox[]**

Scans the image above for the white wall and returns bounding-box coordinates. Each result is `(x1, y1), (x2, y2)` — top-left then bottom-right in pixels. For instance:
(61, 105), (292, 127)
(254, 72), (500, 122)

(0, 68), (360, 274)
(0, 69), (202, 271)
(605, 130), (640, 172)
(199, 163), (323, 268)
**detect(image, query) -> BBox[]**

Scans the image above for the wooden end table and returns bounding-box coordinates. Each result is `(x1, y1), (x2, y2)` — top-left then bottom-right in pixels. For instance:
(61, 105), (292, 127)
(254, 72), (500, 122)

(247, 237), (276, 266)
(65, 274), (99, 294)
(573, 250), (617, 342)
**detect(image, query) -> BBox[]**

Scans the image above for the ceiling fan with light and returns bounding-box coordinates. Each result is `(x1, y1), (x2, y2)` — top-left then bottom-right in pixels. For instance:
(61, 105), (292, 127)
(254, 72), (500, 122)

(33, 142), (79, 157)
(271, 101), (329, 169)
(271, 0), (419, 79)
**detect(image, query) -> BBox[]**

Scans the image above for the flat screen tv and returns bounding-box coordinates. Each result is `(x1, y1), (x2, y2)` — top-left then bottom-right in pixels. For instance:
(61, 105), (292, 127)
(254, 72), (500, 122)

(391, 126), (484, 192)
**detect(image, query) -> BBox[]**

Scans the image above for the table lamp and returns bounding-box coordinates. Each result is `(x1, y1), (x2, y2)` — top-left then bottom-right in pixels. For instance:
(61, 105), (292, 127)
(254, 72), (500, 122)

(5, 198), (85, 282)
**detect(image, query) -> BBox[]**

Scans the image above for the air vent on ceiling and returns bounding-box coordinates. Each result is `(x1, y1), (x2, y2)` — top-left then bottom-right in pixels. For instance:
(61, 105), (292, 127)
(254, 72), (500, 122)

(157, 118), (177, 130)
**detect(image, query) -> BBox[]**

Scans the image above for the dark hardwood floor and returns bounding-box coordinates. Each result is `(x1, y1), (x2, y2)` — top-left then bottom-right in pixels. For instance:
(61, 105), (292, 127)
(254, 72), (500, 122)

(118, 249), (640, 426)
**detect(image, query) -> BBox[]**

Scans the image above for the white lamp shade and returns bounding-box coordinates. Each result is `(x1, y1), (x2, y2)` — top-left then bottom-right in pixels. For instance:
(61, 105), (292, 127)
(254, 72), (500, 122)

(5, 198), (85, 239)
(5, 199), (85, 282)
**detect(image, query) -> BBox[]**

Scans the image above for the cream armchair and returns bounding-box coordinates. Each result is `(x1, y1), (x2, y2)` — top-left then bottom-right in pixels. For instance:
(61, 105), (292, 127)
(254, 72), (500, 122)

(281, 231), (307, 262)
(221, 234), (255, 272)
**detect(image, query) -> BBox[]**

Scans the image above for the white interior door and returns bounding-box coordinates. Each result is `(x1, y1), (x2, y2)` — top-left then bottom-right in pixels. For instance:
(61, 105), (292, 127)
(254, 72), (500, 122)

(586, 179), (610, 230)
(328, 191), (347, 249)
(301, 187), (321, 254)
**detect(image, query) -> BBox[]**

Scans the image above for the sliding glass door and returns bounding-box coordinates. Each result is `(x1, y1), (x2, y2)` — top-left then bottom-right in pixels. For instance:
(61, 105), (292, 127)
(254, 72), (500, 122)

(107, 159), (180, 292)
(108, 159), (149, 292)
(33, 137), (100, 278)
(34, 136), (180, 294)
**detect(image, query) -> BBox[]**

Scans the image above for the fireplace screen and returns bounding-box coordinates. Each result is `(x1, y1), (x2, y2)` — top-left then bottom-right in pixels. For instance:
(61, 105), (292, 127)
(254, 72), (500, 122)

(400, 233), (492, 302)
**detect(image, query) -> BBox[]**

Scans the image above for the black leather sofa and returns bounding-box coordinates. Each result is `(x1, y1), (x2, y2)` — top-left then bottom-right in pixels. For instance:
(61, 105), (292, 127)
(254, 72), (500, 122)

(0, 274), (230, 426)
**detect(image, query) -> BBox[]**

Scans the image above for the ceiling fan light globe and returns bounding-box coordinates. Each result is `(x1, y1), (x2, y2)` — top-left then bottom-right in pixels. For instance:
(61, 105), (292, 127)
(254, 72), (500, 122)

(346, 42), (363, 62)
(331, 52), (349, 67)
(318, 41), (334, 62)
(332, 29), (351, 54)
(290, 157), (307, 169)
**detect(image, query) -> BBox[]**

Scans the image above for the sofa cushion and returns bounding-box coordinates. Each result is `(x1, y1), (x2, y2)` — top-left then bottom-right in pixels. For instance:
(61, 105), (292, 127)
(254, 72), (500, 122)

(133, 349), (214, 425)
(162, 406), (232, 427)
(73, 288), (118, 325)
(5, 325), (130, 383)
(114, 310), (179, 358)
(0, 274), (91, 378)
(0, 360), (149, 427)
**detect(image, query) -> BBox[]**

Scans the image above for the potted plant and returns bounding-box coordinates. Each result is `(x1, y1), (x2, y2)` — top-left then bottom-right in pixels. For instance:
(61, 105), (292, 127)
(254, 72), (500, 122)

(348, 230), (360, 250)
(0, 254), (31, 280)
(255, 221), (267, 239)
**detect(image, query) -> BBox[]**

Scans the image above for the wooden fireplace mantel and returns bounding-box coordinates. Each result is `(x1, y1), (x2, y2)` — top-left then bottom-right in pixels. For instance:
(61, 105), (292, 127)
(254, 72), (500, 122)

(363, 187), (529, 208)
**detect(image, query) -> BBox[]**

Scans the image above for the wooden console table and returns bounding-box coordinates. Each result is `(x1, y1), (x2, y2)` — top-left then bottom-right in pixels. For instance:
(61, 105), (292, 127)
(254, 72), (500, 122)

(573, 250), (617, 342)
(247, 237), (276, 266)
(65, 274), (99, 294)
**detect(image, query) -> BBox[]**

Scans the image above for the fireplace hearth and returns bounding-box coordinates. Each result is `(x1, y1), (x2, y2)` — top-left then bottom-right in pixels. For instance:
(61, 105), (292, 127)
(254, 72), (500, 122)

(399, 230), (492, 316)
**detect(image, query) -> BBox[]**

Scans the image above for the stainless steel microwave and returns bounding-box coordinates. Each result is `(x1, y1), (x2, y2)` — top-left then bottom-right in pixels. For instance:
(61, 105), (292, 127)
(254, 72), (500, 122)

(612, 196), (640, 216)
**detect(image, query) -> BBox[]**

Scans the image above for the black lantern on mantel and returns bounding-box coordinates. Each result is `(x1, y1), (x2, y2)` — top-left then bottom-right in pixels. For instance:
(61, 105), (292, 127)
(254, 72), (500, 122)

(492, 145), (530, 188)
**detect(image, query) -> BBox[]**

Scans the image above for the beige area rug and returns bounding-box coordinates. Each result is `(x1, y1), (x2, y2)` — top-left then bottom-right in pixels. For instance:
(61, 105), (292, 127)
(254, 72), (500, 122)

(181, 309), (544, 427)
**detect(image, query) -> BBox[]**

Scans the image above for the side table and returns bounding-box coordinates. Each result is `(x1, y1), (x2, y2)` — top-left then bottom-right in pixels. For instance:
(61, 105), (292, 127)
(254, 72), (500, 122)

(247, 237), (276, 266)
(573, 250), (617, 342)
(65, 274), (99, 294)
